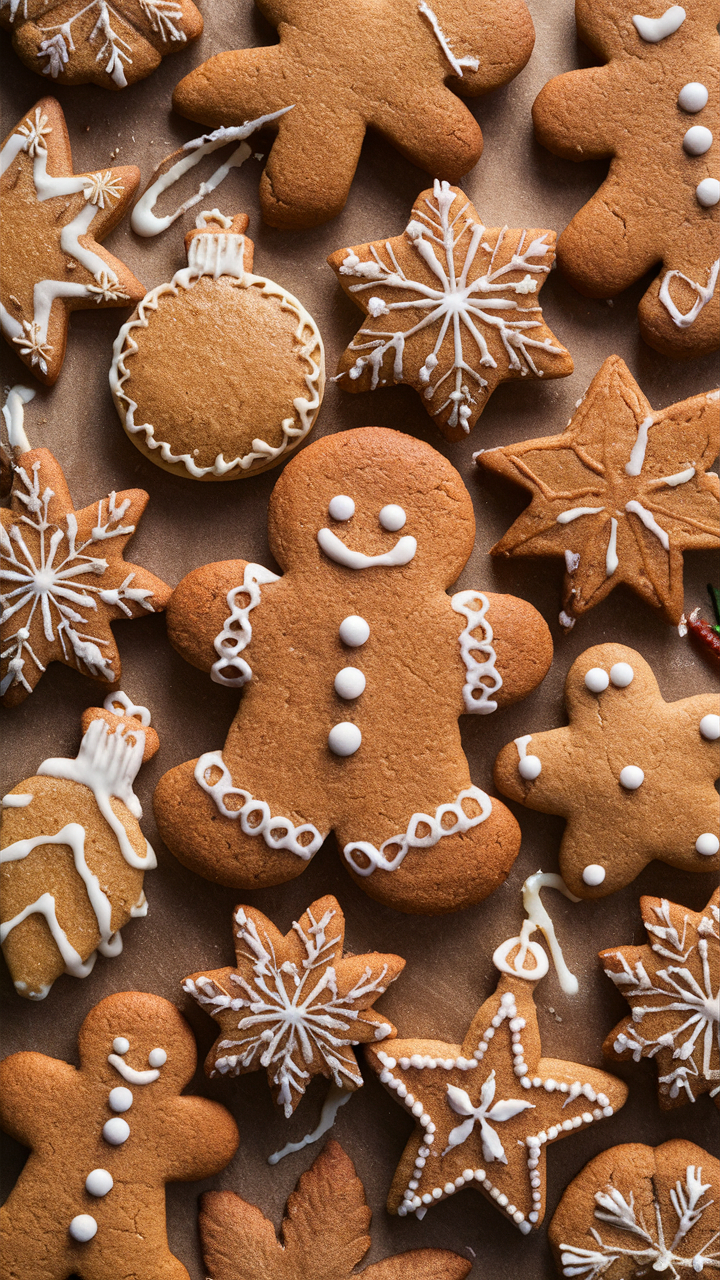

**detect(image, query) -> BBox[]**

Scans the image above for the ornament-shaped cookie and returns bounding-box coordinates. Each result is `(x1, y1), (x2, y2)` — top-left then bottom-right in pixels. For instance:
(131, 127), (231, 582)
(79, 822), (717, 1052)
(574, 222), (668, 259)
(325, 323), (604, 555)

(110, 210), (325, 480)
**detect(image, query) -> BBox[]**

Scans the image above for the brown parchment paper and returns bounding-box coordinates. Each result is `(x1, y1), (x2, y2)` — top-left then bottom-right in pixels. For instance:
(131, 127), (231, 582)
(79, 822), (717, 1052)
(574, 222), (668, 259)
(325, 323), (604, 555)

(1, 2), (718, 1276)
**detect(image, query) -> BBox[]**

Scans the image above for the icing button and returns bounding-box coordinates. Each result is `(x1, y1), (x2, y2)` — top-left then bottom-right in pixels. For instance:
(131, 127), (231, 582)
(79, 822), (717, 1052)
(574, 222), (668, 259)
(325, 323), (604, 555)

(683, 125), (713, 155)
(108, 1086), (133, 1113)
(85, 1169), (113, 1197)
(582, 864), (606, 887)
(339, 615), (370, 647)
(328, 723), (362, 756)
(700, 714), (720, 741)
(102, 1117), (130, 1145)
(518, 754), (542, 781)
(695, 833), (719, 856)
(328, 495), (355, 521)
(619, 765), (644, 790)
(585, 667), (609, 693)
(610, 663), (634, 687)
(148, 1048), (167, 1068)
(334, 667), (366, 700)
(696, 178), (720, 207)
(678, 82), (709, 112)
(69, 1214), (97, 1243)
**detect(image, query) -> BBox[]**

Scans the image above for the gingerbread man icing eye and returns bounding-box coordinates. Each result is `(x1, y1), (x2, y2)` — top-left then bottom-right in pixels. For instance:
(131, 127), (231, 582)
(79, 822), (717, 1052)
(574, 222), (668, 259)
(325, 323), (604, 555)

(328, 495), (355, 521)
(379, 504), (406, 531)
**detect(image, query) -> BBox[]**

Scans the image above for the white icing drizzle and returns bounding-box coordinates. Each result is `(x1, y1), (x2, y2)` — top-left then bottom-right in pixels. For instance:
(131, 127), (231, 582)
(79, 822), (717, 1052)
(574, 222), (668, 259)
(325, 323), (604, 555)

(632, 5), (685, 41)
(2, 385), (34, 453)
(556, 506), (604, 523)
(625, 415), (653, 476)
(605, 517), (618, 576)
(417, 1), (479, 77)
(624, 500), (670, 550)
(0, 821), (113, 953)
(656, 466), (695, 486)
(211, 562), (280, 687)
(194, 751), (325, 860)
(658, 260), (720, 329)
(267, 1082), (353, 1165)
(343, 785), (492, 876)
(316, 527), (417, 569)
(493, 873), (581, 996)
(103, 689), (151, 725)
(107, 1052), (160, 1085)
(451, 590), (502, 715)
(1, 794), (33, 807)
(0, 891), (95, 984)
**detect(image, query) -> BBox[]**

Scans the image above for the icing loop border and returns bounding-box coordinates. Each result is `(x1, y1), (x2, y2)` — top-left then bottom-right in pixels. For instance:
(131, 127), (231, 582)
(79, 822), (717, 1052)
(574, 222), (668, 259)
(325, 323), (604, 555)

(343, 784), (492, 876)
(194, 751), (324, 860)
(451, 589), (502, 715)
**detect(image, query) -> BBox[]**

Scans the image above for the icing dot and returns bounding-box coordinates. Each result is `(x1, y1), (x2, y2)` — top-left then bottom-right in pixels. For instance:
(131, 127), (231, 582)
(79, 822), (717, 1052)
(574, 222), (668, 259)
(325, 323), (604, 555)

(518, 754), (542, 780)
(696, 833), (719, 856)
(148, 1048), (167, 1068)
(696, 178), (720, 206)
(108, 1087), (133, 1113)
(334, 667), (366, 700)
(585, 667), (609, 693)
(700, 714), (720, 740)
(328, 723), (362, 756)
(379, 504), (406, 531)
(678, 81), (708, 112)
(112, 1037), (129, 1054)
(619, 765), (644, 790)
(339, 615), (370, 647)
(85, 1169), (113, 1197)
(683, 125), (713, 155)
(610, 663), (634, 687)
(328, 495), (355, 521)
(102, 1117), (130, 1145)
(582, 864), (606, 887)
(69, 1214), (97, 1243)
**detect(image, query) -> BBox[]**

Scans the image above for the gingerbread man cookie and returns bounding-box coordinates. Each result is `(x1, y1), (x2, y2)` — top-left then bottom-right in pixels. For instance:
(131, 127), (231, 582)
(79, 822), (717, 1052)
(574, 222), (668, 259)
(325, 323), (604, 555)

(0, 991), (239, 1280)
(154, 427), (553, 915)
(532, 0), (719, 358)
(172, 0), (536, 228)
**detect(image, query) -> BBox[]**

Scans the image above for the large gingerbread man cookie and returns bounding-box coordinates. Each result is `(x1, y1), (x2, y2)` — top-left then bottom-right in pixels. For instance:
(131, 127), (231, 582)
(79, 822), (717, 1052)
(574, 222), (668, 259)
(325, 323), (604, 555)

(532, 0), (719, 358)
(172, 0), (536, 228)
(154, 427), (553, 915)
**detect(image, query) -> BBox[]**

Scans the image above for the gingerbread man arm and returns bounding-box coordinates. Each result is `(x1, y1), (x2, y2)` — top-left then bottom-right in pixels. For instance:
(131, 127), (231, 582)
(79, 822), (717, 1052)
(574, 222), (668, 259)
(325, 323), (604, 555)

(493, 725), (576, 815)
(532, 65), (619, 160)
(0, 1053), (76, 1150)
(452, 590), (553, 715)
(158, 1096), (239, 1180)
(166, 559), (280, 676)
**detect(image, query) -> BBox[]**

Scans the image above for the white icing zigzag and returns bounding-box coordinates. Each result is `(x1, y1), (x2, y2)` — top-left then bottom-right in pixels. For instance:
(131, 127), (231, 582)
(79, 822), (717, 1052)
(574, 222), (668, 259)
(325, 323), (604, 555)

(451, 589), (502, 714)
(194, 751), (325, 860)
(211, 562), (280, 688)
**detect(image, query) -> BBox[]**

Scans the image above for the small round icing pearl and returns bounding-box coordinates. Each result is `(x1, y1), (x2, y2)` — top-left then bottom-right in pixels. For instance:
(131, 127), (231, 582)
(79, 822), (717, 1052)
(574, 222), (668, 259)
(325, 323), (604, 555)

(678, 81), (709, 112)
(112, 1037), (129, 1054)
(610, 663), (634, 687)
(85, 1168), (113, 1197)
(328, 722), (362, 756)
(696, 832), (719, 856)
(69, 1214), (97, 1243)
(148, 1048), (167, 1068)
(339, 615), (370, 647)
(102, 1117), (130, 1145)
(518, 754), (542, 780)
(108, 1086), (133, 1113)
(700, 714), (720, 740)
(328, 494), (355, 521)
(683, 125), (713, 155)
(582, 864), (606, 887)
(334, 667), (366, 699)
(696, 178), (720, 206)
(585, 667), (609, 693)
(619, 765), (644, 790)
(379, 504), (406, 531)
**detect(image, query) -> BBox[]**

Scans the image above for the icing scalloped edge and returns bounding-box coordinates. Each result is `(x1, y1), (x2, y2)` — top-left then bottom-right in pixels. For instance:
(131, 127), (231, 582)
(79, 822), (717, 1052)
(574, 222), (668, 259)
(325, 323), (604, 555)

(211, 562), (280, 687)
(194, 750), (325, 859)
(451, 590), (502, 714)
(343, 784), (492, 875)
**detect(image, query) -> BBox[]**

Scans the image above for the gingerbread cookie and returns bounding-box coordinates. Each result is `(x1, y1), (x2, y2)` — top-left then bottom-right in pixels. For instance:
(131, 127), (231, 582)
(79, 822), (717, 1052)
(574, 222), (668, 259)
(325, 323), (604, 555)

(1, 100), (144, 384)
(549, 1139), (720, 1278)
(329, 181), (573, 442)
(172, 0), (536, 229)
(532, 1), (719, 359)
(600, 888), (719, 1109)
(200, 1140), (472, 1280)
(0, 990), (239, 1280)
(154, 426), (553, 915)
(477, 356), (720, 628)
(1, 386), (171, 707)
(493, 643), (720, 898)
(110, 209), (325, 480)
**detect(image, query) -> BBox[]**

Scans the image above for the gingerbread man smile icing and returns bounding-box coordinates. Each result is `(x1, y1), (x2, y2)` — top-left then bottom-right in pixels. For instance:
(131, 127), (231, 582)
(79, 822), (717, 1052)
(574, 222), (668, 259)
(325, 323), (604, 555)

(154, 427), (553, 915)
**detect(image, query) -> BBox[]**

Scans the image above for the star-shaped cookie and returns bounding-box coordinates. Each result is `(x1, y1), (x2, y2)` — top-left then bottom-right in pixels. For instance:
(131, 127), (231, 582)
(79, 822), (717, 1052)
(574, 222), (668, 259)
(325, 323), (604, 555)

(172, 0), (536, 228)
(1, 98), (144, 384)
(365, 963), (627, 1235)
(494, 643), (720, 898)
(478, 356), (720, 627)
(182, 895), (405, 1117)
(328, 181), (573, 441)
(601, 889), (719, 1110)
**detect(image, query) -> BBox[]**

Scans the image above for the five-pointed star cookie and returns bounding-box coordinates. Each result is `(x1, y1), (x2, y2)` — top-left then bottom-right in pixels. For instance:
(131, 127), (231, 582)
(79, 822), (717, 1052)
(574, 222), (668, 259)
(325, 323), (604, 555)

(182, 895), (405, 1117)
(494, 643), (720, 899)
(1, 98), (145, 385)
(172, 0), (536, 228)
(328, 181), (573, 441)
(601, 889), (719, 1110)
(365, 962), (627, 1235)
(478, 356), (720, 627)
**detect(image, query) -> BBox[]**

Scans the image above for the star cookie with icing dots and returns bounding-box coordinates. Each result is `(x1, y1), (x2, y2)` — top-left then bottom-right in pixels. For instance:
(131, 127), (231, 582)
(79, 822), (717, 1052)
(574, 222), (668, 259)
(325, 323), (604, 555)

(1, 98), (145, 384)
(328, 181), (573, 441)
(478, 356), (720, 628)
(182, 895), (405, 1117)
(494, 643), (720, 899)
(601, 889), (719, 1110)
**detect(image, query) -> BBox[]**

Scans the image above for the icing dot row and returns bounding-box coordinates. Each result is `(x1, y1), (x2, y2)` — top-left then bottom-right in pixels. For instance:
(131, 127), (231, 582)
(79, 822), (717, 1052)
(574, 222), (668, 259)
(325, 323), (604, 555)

(328, 494), (407, 533)
(330, 614), (371, 755)
(584, 662), (633, 693)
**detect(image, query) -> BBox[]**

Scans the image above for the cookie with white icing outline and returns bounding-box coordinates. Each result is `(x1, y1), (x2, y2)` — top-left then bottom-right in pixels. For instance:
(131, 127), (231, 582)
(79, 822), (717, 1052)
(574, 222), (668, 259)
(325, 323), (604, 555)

(0, 990), (239, 1280)
(493, 642), (720, 898)
(532, 0), (719, 359)
(153, 426), (553, 915)
(110, 210), (325, 481)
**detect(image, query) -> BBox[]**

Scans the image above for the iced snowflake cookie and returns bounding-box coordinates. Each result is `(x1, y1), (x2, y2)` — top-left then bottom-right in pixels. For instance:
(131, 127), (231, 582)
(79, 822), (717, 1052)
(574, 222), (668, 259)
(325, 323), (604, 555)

(110, 210), (324, 481)
(494, 643), (720, 898)
(549, 1139), (720, 1278)
(1, 691), (158, 1001)
(0, 991), (239, 1280)
(171, 0), (535, 229)
(477, 356), (720, 628)
(0, 387), (171, 707)
(153, 426), (553, 915)
(532, 1), (719, 359)
(329, 181), (573, 441)
(200, 1141), (472, 1280)
(1, 100), (145, 385)
(600, 889), (719, 1109)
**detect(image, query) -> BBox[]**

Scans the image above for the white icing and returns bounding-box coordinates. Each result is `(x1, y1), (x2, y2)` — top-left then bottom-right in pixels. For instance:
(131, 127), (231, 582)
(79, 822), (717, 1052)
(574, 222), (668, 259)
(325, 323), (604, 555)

(267, 1083), (353, 1165)
(582, 865), (606, 887)
(328, 495), (355, 521)
(558, 611), (576, 630)
(451, 591), (502, 715)
(379, 504), (407, 531)
(678, 82), (709, 112)
(317, 527), (417, 569)
(696, 833), (719, 855)
(108, 1085), (133, 1112)
(444, 1070), (534, 1157)
(417, 1), (479, 77)
(69, 1214), (97, 1243)
(656, 466), (695, 486)
(632, 6), (685, 41)
(339, 615), (370, 647)
(104, 691), (151, 726)
(699, 714), (720, 740)
(610, 663), (634, 687)
(85, 1169), (113, 1197)
(108, 1054), (159, 1085)
(585, 668), (609, 693)
(625, 415), (653, 476)
(343, 785), (492, 876)
(556, 506), (604, 523)
(696, 178), (720, 207)
(148, 1047), (167, 1067)
(194, 751), (325, 860)
(658, 260), (719, 328)
(2, 385), (34, 453)
(102, 1117), (129, 1144)
(112, 1036), (129, 1054)
(605, 518), (618, 576)
(211, 563), (280, 687)
(1, 794), (33, 807)
(334, 667), (366, 699)
(564, 551), (580, 573)
(619, 765), (644, 790)
(683, 125), (713, 156)
(515, 735), (542, 781)
(0, 888), (96, 984)
(625, 500), (670, 550)
(328, 722), (362, 756)
(493, 872), (581, 996)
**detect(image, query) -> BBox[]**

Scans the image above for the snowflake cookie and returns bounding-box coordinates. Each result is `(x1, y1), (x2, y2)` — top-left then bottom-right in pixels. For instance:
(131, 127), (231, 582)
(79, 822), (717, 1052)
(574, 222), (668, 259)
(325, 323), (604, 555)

(172, 0), (536, 228)
(1, 100), (145, 384)
(549, 1139), (720, 1279)
(329, 181), (573, 441)
(601, 889), (719, 1110)
(533, 0), (719, 359)
(494, 643), (720, 898)
(153, 426), (553, 915)
(478, 356), (720, 628)
(0, 991), (239, 1280)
